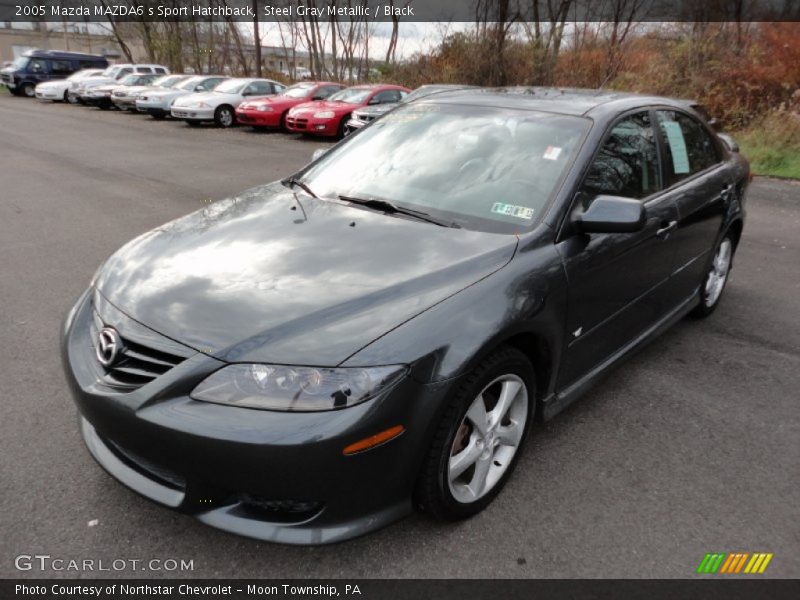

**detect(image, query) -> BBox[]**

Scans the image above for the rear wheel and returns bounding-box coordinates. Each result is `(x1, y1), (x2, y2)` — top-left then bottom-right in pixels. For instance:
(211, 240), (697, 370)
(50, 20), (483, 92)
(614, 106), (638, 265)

(691, 232), (735, 318)
(279, 110), (289, 130)
(415, 346), (534, 520)
(214, 105), (235, 128)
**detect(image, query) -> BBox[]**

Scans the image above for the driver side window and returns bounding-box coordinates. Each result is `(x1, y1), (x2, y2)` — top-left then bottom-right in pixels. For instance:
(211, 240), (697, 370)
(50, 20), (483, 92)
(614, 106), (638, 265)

(579, 111), (660, 208)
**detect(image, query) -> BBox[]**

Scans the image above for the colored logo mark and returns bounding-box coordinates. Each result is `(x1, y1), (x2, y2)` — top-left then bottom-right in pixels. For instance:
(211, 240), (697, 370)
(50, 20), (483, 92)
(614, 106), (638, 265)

(697, 552), (773, 574)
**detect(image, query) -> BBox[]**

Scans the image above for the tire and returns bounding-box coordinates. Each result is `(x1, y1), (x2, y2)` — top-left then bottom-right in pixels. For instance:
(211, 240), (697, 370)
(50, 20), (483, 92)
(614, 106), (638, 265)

(279, 110), (288, 131)
(62, 90), (69, 103)
(214, 105), (235, 128)
(20, 83), (35, 98)
(691, 231), (736, 318)
(337, 115), (350, 139)
(66, 92), (79, 104)
(415, 346), (535, 521)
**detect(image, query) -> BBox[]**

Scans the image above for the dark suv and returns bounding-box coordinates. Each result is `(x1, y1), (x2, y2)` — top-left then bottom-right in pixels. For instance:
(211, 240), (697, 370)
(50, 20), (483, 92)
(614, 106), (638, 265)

(1, 50), (108, 98)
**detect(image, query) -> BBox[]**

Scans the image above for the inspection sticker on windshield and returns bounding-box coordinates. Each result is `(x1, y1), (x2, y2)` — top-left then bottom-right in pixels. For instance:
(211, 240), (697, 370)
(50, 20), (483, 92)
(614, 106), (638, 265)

(543, 146), (562, 160)
(491, 202), (535, 220)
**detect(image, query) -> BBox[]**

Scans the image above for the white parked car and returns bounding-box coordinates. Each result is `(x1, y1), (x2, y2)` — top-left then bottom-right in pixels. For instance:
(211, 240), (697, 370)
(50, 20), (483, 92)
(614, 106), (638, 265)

(34, 69), (104, 102)
(136, 75), (228, 119)
(84, 73), (159, 109)
(72, 63), (169, 104)
(110, 74), (190, 111)
(170, 78), (285, 127)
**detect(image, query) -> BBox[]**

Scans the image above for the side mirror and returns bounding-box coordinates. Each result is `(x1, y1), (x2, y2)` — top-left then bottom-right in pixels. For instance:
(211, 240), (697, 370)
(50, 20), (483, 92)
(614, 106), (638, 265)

(311, 148), (328, 161)
(575, 195), (645, 234)
(717, 133), (739, 153)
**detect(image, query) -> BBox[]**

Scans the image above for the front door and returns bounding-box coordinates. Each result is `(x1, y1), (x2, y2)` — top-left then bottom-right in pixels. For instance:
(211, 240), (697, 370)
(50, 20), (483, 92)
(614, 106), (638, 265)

(556, 110), (679, 387)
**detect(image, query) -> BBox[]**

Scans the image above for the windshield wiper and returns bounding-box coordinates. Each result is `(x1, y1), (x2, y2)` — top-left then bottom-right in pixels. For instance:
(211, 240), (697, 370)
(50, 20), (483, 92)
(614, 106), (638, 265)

(284, 177), (319, 199)
(339, 195), (459, 228)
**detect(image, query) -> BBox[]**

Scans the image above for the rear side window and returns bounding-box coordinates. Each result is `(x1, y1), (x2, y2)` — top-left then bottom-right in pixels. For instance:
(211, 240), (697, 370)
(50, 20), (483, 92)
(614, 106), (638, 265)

(201, 78), (223, 90)
(579, 111), (660, 204)
(51, 60), (72, 75)
(372, 89), (402, 104)
(155, 67), (167, 74)
(136, 67), (152, 73)
(656, 110), (720, 186)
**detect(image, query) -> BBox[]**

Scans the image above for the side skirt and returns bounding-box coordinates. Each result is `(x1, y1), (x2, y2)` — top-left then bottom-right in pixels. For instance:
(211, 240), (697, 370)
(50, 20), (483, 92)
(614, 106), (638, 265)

(541, 290), (699, 421)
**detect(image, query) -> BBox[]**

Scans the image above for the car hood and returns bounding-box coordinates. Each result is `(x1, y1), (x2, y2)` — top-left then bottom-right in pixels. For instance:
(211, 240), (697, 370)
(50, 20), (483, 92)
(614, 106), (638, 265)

(116, 85), (151, 94)
(173, 91), (239, 107)
(95, 183), (517, 365)
(81, 77), (115, 87)
(355, 104), (394, 118)
(290, 99), (358, 116)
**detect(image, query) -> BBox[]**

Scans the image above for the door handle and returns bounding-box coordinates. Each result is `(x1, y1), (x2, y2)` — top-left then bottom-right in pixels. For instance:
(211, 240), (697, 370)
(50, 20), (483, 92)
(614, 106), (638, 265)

(656, 220), (677, 239)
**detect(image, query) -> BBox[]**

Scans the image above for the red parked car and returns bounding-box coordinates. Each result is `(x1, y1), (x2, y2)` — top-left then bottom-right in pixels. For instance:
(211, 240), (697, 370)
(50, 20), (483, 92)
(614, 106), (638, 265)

(285, 84), (410, 138)
(235, 81), (345, 130)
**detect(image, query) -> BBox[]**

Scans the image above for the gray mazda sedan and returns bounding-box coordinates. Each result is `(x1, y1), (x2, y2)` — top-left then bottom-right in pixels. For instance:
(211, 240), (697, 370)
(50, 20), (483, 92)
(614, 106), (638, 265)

(62, 88), (749, 544)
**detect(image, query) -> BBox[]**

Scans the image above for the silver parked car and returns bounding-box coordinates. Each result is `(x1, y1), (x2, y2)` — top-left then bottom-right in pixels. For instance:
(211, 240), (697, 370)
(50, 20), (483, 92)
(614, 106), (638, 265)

(111, 74), (190, 111)
(170, 78), (285, 127)
(136, 75), (228, 119)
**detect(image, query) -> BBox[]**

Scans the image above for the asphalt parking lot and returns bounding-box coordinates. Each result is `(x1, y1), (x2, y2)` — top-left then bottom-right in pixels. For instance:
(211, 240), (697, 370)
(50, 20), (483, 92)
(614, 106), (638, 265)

(1, 92), (798, 579)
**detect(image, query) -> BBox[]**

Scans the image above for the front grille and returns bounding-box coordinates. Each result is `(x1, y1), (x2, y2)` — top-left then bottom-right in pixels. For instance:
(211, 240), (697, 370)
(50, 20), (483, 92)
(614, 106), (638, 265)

(113, 91), (125, 97)
(1, 74), (12, 84)
(287, 116), (308, 129)
(90, 310), (186, 390)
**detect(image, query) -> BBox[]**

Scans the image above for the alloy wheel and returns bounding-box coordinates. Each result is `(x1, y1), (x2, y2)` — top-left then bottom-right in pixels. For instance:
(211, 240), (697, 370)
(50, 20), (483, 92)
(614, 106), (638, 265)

(704, 239), (732, 307)
(448, 374), (528, 503)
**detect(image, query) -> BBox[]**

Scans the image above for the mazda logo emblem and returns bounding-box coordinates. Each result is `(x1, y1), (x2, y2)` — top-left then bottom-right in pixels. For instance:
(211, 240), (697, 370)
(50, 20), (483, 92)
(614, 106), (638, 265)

(96, 327), (121, 367)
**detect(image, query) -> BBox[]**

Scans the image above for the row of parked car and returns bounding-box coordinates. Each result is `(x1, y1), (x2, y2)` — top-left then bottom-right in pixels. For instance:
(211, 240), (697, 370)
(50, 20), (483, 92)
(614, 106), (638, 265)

(8, 50), (453, 138)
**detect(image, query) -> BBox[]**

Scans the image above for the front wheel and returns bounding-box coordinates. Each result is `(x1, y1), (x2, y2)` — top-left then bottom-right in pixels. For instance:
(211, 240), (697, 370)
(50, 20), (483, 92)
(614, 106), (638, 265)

(214, 105), (235, 128)
(21, 83), (35, 98)
(691, 232), (735, 318)
(415, 346), (534, 520)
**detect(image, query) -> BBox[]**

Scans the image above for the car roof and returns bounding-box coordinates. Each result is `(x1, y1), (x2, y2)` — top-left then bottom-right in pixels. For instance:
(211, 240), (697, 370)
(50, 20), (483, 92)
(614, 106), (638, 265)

(422, 86), (692, 117)
(24, 50), (106, 60)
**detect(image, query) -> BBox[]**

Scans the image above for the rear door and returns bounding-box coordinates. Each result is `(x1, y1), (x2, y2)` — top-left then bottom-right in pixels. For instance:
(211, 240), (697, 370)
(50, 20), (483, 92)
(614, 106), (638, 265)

(653, 109), (729, 298)
(556, 109), (680, 387)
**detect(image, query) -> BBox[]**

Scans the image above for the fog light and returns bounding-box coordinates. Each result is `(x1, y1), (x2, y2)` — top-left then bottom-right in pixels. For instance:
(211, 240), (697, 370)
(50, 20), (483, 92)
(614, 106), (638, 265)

(315, 124), (326, 131)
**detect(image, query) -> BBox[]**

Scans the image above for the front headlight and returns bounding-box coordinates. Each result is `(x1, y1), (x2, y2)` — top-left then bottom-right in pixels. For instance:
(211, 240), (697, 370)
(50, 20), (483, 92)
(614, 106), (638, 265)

(256, 104), (273, 112)
(191, 364), (407, 411)
(313, 110), (335, 119)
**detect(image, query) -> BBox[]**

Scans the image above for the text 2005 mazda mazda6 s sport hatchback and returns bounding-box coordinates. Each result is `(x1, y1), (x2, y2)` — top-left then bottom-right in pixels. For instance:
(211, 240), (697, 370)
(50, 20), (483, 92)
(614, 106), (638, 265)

(63, 88), (749, 544)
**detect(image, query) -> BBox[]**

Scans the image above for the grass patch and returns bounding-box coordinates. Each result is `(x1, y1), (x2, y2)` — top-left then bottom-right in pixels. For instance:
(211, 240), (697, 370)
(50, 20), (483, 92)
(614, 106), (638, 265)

(733, 112), (800, 179)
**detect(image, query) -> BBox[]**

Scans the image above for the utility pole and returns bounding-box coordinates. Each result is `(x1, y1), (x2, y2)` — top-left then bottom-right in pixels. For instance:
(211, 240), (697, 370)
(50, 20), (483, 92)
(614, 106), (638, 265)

(253, 0), (262, 77)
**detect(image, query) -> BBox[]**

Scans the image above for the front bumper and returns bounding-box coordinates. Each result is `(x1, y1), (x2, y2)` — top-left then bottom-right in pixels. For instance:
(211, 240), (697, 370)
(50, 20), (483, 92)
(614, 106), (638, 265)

(112, 96), (137, 109)
(62, 288), (449, 544)
(36, 89), (62, 100)
(136, 98), (169, 115)
(235, 109), (281, 127)
(285, 114), (339, 136)
(171, 106), (215, 121)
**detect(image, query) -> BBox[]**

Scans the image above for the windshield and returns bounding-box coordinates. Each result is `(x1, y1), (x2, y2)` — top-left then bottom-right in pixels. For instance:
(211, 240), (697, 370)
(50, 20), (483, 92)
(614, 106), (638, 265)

(328, 87), (372, 104)
(282, 83), (315, 98)
(178, 76), (203, 90)
(403, 86), (458, 103)
(119, 74), (139, 85)
(213, 79), (247, 94)
(100, 66), (118, 77)
(11, 56), (28, 69)
(154, 75), (184, 88)
(301, 103), (589, 233)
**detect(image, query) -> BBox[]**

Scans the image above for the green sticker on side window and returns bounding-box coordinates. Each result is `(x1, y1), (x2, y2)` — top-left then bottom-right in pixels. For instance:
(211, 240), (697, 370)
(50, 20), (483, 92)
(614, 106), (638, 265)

(491, 202), (535, 220)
